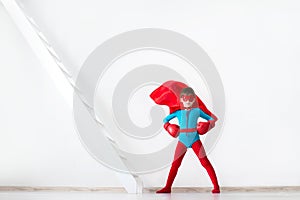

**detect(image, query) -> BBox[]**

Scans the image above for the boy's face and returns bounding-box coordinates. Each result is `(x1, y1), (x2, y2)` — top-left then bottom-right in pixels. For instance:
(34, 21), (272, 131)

(180, 93), (196, 108)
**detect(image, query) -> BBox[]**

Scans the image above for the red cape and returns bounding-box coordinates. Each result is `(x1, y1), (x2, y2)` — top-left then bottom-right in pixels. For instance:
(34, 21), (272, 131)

(150, 80), (218, 129)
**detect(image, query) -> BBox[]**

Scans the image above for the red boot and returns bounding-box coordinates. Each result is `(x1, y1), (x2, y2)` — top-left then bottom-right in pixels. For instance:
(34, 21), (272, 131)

(212, 187), (220, 193)
(156, 187), (171, 193)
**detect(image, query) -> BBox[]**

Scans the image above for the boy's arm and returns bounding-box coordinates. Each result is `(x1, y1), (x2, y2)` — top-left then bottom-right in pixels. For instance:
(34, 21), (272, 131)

(163, 111), (178, 123)
(199, 109), (214, 121)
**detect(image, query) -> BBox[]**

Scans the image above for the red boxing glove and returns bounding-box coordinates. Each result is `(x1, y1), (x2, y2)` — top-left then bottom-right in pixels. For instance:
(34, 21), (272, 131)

(164, 122), (179, 138)
(197, 120), (216, 135)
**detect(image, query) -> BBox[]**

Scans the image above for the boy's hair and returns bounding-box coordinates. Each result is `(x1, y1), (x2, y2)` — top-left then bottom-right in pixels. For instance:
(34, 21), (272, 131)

(180, 87), (195, 96)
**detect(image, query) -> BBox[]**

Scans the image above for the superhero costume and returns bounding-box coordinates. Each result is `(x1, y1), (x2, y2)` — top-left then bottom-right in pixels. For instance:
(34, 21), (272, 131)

(163, 108), (213, 148)
(150, 80), (220, 193)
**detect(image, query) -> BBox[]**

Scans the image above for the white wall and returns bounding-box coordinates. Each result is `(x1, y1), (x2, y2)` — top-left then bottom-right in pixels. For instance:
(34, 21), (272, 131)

(1, 0), (300, 187)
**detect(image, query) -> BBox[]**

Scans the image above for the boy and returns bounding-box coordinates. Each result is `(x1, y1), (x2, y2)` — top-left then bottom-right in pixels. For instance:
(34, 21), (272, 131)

(155, 86), (220, 193)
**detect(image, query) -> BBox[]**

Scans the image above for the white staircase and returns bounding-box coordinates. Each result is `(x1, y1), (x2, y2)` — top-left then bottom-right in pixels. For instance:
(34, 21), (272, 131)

(1, 0), (143, 193)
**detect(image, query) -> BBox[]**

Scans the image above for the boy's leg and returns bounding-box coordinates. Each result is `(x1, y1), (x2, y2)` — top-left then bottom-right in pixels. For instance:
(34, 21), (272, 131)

(156, 141), (187, 193)
(191, 140), (220, 193)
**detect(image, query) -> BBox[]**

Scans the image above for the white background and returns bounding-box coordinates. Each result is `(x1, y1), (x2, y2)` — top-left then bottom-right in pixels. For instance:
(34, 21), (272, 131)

(0, 0), (300, 188)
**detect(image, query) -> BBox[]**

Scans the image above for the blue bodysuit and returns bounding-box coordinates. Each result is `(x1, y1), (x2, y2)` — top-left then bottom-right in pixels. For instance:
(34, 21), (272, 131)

(163, 108), (214, 148)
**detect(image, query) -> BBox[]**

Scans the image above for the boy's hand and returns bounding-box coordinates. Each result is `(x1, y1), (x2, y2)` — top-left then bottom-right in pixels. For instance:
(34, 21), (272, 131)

(164, 122), (179, 138)
(197, 120), (215, 135)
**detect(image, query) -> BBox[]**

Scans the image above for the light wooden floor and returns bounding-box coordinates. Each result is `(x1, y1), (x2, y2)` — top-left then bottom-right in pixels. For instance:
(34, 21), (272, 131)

(1, 186), (300, 192)
(0, 191), (300, 200)
(0, 186), (300, 193)
(1, 187), (300, 200)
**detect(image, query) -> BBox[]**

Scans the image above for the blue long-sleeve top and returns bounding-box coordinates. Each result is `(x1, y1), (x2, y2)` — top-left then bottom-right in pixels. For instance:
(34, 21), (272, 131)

(163, 108), (214, 148)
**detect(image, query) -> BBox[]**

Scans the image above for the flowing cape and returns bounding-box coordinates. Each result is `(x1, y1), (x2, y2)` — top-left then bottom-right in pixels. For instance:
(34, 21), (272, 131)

(149, 80), (217, 134)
